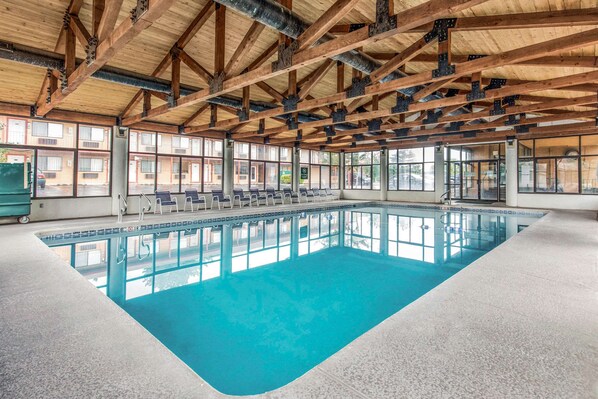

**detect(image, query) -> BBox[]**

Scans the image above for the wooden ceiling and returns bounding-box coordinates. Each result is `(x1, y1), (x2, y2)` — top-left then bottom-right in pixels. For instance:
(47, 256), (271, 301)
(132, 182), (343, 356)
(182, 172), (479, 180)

(0, 0), (597, 151)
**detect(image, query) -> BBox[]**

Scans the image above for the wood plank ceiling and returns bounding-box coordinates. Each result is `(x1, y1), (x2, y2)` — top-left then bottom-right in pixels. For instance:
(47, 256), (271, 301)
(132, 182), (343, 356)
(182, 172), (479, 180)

(0, 0), (596, 151)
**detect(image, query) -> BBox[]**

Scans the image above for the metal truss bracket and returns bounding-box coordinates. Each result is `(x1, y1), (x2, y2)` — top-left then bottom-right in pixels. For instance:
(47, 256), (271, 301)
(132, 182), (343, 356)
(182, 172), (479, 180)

(423, 110), (441, 124)
(391, 95), (412, 113)
(350, 142), (357, 148)
(62, 11), (71, 30)
(346, 76), (371, 98)
(350, 23), (366, 32)
(484, 78), (507, 91)
(466, 81), (485, 101)
(178, 125), (184, 134)
(131, 0), (149, 23)
(445, 121), (464, 132)
(85, 36), (98, 65)
(489, 99), (505, 116)
(272, 41), (299, 72)
(237, 108), (249, 122)
(433, 18), (457, 42)
(376, 139), (387, 145)
(463, 131), (477, 138)
(445, 88), (459, 97)
(167, 93), (176, 108)
(263, 136), (270, 144)
(30, 105), (38, 118)
(367, 118), (382, 133)
(257, 119), (265, 134)
(319, 145), (327, 151)
(282, 94), (300, 113)
(209, 71), (225, 94)
(393, 128), (409, 137)
(225, 131), (233, 140)
(326, 137), (333, 145)
(416, 135), (429, 142)
(467, 54), (486, 61)
(324, 125), (336, 137)
(515, 124), (536, 133)
(209, 112), (216, 128)
(287, 116), (298, 130)
(354, 134), (365, 141)
(432, 53), (455, 78)
(503, 95), (518, 107)
(331, 108), (347, 123)
(295, 130), (302, 140)
(369, 0), (397, 37)
(505, 114), (520, 126)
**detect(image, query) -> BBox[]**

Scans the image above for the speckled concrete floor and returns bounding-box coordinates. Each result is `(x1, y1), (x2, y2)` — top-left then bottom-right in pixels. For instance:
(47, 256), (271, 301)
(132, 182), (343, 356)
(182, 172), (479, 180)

(0, 202), (596, 398)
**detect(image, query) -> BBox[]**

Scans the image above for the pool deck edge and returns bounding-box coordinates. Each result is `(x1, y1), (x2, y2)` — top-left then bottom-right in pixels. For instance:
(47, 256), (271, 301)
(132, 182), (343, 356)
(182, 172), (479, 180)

(0, 201), (597, 398)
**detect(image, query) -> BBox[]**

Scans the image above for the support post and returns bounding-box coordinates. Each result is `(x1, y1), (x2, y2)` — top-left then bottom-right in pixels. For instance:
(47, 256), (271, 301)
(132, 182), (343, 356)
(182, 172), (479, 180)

(223, 138), (234, 197)
(434, 144), (445, 203)
(292, 147), (301, 192)
(505, 138), (518, 207)
(379, 147), (388, 201)
(111, 127), (128, 215)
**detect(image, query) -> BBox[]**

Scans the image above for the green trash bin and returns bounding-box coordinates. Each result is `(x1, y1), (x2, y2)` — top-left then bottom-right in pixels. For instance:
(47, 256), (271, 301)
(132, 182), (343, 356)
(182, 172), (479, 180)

(0, 162), (32, 224)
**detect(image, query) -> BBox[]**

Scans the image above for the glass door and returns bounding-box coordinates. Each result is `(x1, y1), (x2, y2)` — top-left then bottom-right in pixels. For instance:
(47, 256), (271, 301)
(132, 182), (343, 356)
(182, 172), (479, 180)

(462, 162), (479, 200)
(480, 161), (499, 201)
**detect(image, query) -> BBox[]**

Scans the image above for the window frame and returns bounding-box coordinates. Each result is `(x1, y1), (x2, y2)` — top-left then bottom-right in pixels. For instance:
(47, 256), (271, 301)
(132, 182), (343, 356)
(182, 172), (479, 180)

(128, 129), (223, 195)
(344, 150), (381, 190)
(0, 114), (112, 199)
(517, 135), (594, 195)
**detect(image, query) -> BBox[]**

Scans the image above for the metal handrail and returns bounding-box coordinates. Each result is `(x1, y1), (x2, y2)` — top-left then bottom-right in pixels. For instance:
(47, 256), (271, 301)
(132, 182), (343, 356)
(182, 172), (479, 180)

(440, 189), (452, 205)
(117, 194), (127, 223)
(139, 193), (152, 221)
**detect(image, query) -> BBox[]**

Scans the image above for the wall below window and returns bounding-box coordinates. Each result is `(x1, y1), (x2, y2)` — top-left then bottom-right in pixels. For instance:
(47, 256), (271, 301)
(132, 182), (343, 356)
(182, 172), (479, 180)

(30, 197), (112, 221)
(517, 194), (598, 211)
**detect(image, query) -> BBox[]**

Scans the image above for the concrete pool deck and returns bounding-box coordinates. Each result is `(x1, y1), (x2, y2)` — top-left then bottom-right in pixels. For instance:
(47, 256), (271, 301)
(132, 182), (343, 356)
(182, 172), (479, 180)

(0, 201), (596, 398)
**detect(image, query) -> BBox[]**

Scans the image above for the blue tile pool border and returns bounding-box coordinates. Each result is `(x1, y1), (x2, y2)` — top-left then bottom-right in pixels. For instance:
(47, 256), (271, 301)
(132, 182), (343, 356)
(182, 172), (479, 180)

(37, 202), (546, 245)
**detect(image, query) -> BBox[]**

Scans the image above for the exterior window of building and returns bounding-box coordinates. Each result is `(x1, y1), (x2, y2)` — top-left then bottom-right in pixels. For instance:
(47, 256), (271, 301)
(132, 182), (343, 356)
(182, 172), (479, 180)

(518, 135), (595, 195)
(388, 147), (434, 191)
(299, 150), (340, 189)
(128, 130), (222, 195)
(344, 151), (381, 190)
(233, 143), (292, 190)
(0, 115), (110, 198)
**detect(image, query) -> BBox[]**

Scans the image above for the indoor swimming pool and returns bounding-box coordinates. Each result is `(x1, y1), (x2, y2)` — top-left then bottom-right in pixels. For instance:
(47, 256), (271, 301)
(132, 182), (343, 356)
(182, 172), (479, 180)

(40, 205), (542, 395)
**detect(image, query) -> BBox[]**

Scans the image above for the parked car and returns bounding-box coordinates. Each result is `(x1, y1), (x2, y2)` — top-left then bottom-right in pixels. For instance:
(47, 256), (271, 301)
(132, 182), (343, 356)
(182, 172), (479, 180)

(37, 168), (46, 189)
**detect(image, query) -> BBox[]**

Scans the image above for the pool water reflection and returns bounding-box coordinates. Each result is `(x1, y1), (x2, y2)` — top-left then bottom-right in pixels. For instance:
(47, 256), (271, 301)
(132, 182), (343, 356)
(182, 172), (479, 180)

(48, 206), (540, 395)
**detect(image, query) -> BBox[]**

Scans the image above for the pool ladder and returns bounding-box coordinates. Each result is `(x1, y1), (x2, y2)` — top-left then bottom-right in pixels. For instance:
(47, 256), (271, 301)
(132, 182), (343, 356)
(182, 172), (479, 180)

(139, 193), (152, 221)
(117, 194), (127, 223)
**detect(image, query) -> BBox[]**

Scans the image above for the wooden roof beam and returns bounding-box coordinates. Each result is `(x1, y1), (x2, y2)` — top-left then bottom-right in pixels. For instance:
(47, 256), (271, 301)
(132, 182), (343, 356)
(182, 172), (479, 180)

(367, 53), (598, 68)
(184, 27), (598, 134)
(96, 0), (125, 41)
(271, 96), (598, 144)
(37, 0), (179, 116)
(263, 75), (598, 142)
(295, 0), (364, 51)
(121, 0), (491, 125)
(331, 8), (598, 34)
(119, 1), (215, 117)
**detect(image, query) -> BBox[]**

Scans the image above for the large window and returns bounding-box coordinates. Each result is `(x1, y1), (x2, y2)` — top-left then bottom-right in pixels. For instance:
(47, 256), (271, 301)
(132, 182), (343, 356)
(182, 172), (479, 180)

(0, 115), (111, 197)
(388, 147), (434, 191)
(518, 135), (597, 194)
(128, 131), (222, 194)
(344, 151), (380, 190)
(299, 150), (340, 189)
(233, 142), (292, 190)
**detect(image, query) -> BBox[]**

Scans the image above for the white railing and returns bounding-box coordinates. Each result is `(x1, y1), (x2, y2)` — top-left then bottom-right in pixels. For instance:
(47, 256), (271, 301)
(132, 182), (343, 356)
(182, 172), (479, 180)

(139, 193), (152, 221)
(117, 194), (127, 223)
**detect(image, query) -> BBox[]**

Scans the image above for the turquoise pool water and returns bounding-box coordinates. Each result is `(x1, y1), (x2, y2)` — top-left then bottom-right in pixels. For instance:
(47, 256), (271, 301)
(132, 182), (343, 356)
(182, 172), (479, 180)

(46, 206), (540, 395)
